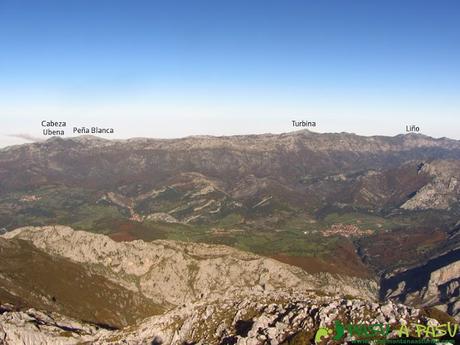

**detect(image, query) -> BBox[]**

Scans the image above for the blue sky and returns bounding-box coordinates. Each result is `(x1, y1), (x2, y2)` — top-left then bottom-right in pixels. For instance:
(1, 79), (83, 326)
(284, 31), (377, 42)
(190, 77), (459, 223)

(0, 0), (459, 146)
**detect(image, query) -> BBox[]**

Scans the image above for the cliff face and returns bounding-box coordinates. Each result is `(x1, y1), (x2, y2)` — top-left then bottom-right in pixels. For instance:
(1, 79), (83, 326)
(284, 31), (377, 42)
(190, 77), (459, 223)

(381, 246), (460, 320)
(401, 160), (460, 210)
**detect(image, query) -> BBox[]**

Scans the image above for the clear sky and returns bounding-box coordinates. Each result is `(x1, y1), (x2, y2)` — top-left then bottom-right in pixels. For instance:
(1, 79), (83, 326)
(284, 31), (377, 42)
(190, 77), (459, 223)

(0, 0), (459, 146)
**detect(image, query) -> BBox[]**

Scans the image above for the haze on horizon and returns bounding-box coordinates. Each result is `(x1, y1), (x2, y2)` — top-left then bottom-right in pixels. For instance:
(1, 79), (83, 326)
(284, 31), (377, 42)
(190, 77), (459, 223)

(1, 0), (459, 147)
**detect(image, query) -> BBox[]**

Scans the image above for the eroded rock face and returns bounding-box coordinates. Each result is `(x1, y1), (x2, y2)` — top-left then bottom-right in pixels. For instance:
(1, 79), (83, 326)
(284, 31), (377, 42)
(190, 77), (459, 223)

(401, 160), (460, 210)
(2, 226), (378, 307)
(0, 304), (108, 345)
(381, 248), (460, 320)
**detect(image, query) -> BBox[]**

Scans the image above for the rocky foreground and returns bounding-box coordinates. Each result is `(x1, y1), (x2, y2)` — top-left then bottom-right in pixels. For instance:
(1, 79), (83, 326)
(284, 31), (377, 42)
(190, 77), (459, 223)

(0, 226), (458, 344)
(2, 291), (457, 345)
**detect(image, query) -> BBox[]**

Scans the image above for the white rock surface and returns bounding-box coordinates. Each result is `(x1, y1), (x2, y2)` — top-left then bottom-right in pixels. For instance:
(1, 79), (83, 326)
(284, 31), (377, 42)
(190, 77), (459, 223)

(2, 226), (378, 307)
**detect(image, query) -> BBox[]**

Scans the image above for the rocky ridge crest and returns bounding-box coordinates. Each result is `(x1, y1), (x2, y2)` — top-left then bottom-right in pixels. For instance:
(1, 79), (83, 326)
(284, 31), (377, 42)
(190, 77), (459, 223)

(3, 226), (378, 307)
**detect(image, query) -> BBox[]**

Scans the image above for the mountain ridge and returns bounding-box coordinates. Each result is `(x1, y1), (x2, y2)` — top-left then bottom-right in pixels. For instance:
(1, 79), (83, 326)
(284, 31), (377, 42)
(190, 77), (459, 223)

(1, 225), (379, 305)
(3, 129), (460, 152)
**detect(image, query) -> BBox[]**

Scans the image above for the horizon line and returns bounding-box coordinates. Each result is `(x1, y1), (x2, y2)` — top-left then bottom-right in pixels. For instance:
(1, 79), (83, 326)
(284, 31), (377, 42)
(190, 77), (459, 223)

(1, 129), (457, 150)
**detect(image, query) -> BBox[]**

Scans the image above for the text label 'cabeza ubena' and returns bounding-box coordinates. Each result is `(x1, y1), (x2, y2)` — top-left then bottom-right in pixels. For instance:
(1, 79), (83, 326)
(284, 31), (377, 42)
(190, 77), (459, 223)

(42, 120), (66, 136)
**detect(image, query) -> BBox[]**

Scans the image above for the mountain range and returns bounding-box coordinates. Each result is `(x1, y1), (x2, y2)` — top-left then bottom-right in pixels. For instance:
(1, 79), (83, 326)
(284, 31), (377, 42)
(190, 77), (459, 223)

(0, 130), (459, 343)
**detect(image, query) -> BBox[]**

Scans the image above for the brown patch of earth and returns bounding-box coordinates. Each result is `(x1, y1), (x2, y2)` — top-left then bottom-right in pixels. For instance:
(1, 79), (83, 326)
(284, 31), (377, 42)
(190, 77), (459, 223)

(96, 219), (164, 242)
(272, 240), (373, 279)
(109, 230), (137, 242)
